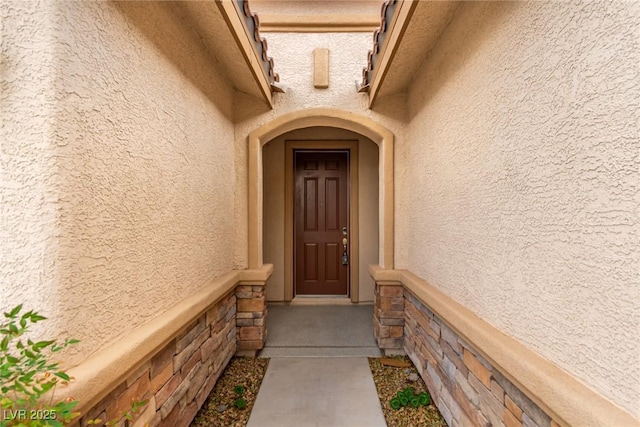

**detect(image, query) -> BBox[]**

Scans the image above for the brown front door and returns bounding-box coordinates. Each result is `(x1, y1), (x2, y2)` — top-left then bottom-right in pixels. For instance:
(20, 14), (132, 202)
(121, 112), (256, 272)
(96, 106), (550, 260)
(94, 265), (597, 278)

(294, 150), (349, 296)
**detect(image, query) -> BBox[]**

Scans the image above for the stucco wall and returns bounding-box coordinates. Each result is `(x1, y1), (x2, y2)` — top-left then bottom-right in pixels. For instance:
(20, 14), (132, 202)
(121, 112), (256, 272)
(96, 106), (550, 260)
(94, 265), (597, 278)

(262, 127), (378, 302)
(404, 1), (639, 416)
(1, 1), (60, 321)
(1, 1), (236, 366)
(262, 136), (286, 300)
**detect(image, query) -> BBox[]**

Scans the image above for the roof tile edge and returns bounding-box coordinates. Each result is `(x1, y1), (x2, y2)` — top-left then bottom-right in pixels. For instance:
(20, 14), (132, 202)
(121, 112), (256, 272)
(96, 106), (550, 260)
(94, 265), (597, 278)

(360, 0), (399, 92)
(239, 0), (280, 84)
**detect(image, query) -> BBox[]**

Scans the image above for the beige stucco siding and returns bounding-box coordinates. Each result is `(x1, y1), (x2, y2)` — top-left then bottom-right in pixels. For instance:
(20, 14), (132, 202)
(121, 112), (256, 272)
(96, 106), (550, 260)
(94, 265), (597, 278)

(404, 1), (639, 416)
(1, 1), (236, 366)
(357, 136), (379, 302)
(262, 140), (286, 300)
(1, 1), (60, 319)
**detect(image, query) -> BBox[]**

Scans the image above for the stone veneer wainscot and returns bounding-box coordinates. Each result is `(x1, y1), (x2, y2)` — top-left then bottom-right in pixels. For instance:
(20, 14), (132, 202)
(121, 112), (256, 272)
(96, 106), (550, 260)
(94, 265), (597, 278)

(404, 291), (556, 427)
(370, 266), (637, 426)
(75, 292), (237, 427)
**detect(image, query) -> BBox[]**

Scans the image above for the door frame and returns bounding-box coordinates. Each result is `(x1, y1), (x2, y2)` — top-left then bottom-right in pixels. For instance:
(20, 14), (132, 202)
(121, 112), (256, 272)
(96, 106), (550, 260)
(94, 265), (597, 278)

(285, 140), (359, 302)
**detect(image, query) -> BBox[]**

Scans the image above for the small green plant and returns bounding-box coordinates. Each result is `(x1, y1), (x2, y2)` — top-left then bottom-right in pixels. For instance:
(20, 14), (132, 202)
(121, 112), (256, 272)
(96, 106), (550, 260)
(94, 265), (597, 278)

(233, 398), (247, 410)
(0, 304), (80, 426)
(119, 399), (148, 424)
(232, 384), (248, 410)
(389, 386), (430, 411)
(1, 305), (148, 427)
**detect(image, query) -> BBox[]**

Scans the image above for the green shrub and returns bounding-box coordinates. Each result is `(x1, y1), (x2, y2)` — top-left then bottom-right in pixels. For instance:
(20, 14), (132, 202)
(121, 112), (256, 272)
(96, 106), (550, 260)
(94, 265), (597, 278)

(389, 386), (431, 411)
(0, 304), (80, 426)
(233, 398), (247, 410)
(1, 304), (147, 426)
(418, 392), (430, 406)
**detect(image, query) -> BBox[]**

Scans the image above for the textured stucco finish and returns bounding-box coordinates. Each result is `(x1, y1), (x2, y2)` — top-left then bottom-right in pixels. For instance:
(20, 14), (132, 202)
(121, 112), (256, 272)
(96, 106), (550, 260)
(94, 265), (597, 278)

(262, 127), (379, 302)
(403, 2), (639, 416)
(356, 138), (379, 302)
(1, 1), (60, 323)
(2, 1), (235, 365)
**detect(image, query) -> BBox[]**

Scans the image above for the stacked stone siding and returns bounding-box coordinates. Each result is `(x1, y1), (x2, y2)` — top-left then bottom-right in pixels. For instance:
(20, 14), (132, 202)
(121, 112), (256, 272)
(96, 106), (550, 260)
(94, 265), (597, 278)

(77, 292), (237, 427)
(373, 281), (405, 353)
(404, 290), (560, 427)
(235, 283), (267, 355)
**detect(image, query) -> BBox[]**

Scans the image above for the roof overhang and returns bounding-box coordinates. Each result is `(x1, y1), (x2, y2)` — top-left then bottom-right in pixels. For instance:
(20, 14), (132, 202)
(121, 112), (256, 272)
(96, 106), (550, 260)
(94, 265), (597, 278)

(363, 0), (461, 108)
(177, 0), (276, 108)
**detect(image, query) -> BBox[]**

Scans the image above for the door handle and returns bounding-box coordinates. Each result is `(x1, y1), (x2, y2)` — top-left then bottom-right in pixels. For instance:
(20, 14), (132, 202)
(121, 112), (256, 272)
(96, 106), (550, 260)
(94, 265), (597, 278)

(342, 226), (348, 265)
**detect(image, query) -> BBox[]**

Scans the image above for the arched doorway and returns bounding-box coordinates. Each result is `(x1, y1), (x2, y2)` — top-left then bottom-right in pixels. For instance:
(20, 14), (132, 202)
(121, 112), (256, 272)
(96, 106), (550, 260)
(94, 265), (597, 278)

(247, 109), (395, 290)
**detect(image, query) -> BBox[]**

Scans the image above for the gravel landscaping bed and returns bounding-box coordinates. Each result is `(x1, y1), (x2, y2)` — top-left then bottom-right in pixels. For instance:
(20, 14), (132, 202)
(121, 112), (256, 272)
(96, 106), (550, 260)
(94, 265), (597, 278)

(369, 356), (447, 427)
(192, 355), (445, 427)
(191, 357), (269, 427)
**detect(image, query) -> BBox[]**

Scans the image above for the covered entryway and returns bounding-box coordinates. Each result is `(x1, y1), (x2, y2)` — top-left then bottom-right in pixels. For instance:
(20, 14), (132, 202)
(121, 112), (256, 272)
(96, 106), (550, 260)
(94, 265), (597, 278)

(251, 109), (394, 305)
(262, 130), (377, 303)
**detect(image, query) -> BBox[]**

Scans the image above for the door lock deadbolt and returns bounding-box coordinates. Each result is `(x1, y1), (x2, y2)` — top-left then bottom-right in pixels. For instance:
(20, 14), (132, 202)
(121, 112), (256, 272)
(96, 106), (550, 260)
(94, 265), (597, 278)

(342, 226), (348, 265)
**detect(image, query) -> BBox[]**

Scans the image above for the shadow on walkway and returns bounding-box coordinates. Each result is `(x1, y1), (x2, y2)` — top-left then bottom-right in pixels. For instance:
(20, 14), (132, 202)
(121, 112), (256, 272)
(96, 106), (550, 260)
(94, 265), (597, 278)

(259, 304), (382, 357)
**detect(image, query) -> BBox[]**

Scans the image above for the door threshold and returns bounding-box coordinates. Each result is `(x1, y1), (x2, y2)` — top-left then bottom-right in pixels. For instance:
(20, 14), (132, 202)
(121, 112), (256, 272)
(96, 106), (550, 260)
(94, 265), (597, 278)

(290, 296), (353, 305)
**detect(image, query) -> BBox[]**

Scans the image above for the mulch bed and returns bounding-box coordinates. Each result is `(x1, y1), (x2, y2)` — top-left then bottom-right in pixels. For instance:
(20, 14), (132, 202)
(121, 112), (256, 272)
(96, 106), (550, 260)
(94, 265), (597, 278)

(369, 356), (447, 427)
(191, 357), (269, 427)
(192, 355), (445, 427)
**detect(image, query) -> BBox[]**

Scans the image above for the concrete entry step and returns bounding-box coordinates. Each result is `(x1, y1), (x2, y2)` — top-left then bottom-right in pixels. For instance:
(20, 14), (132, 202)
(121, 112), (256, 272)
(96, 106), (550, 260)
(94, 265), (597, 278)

(246, 357), (387, 427)
(259, 346), (382, 358)
(263, 304), (379, 355)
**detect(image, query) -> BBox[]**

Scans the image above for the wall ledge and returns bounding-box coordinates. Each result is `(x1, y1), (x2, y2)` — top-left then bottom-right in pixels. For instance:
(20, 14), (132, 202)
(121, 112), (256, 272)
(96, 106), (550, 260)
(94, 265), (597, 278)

(368, 265), (638, 427)
(61, 265), (273, 415)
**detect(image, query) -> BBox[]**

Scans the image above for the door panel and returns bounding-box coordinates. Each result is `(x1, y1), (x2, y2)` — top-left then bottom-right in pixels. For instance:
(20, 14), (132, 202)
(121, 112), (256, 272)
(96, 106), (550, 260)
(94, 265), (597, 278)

(295, 151), (349, 295)
(304, 243), (318, 281)
(325, 178), (339, 230)
(304, 178), (318, 230)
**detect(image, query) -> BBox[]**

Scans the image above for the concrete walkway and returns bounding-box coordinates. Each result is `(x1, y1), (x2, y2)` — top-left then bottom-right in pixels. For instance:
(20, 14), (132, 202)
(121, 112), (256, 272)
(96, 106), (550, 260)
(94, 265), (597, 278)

(247, 357), (387, 427)
(247, 304), (387, 427)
